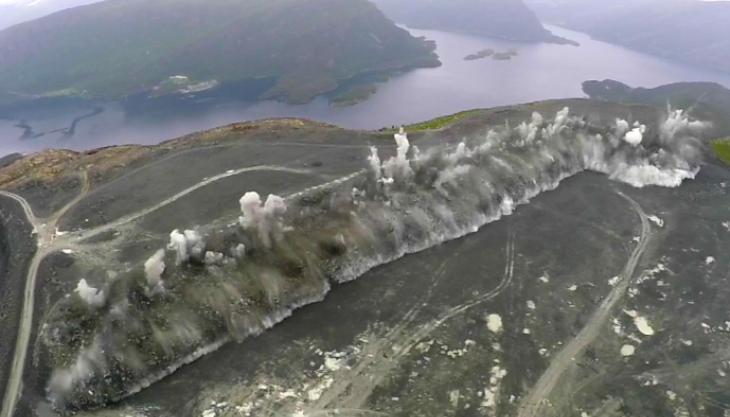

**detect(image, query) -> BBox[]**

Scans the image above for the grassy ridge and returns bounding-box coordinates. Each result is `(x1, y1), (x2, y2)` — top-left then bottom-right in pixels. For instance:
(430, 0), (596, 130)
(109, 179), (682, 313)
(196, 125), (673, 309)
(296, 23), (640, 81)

(712, 139), (730, 165)
(405, 110), (482, 131)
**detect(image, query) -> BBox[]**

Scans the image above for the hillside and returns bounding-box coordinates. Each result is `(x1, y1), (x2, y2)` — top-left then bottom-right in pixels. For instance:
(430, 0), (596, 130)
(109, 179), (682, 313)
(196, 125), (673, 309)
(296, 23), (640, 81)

(371, 0), (574, 44)
(0, 0), (100, 30)
(0, 100), (726, 416)
(527, 0), (730, 73)
(0, 0), (439, 104)
(583, 79), (730, 137)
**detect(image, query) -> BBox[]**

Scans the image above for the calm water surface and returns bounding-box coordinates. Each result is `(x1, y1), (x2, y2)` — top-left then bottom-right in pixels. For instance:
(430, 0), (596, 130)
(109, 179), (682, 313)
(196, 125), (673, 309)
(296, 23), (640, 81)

(2, 25), (730, 155)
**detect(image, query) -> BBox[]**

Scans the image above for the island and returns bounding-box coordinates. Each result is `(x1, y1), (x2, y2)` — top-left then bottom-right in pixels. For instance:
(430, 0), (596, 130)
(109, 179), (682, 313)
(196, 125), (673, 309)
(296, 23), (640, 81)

(493, 49), (519, 60)
(464, 49), (495, 61)
(464, 48), (518, 61)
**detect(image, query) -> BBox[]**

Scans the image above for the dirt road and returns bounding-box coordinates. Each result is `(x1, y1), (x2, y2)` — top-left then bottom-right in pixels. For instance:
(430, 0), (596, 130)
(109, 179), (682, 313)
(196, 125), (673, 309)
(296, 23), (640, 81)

(516, 191), (651, 417)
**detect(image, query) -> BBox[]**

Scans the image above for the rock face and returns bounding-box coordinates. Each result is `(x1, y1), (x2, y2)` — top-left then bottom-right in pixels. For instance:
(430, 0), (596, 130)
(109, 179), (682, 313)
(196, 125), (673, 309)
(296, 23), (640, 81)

(0, 0), (439, 105)
(372, 0), (573, 44)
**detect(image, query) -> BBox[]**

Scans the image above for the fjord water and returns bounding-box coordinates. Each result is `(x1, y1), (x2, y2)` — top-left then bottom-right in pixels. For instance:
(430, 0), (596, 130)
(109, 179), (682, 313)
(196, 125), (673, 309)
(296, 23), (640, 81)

(3, 25), (730, 156)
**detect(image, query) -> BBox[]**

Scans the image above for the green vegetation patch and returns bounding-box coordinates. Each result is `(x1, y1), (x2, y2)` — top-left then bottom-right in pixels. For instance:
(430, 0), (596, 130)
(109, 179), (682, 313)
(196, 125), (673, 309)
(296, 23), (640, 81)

(711, 139), (730, 165)
(404, 110), (482, 131)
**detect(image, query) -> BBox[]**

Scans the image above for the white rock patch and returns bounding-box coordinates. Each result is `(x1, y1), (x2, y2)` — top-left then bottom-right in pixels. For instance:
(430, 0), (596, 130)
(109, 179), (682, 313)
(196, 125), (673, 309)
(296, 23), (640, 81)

(486, 314), (503, 333)
(612, 318), (623, 335)
(481, 366), (507, 409)
(620, 344), (636, 357)
(648, 215), (664, 228)
(634, 316), (656, 336)
(307, 376), (334, 401)
(324, 356), (343, 372)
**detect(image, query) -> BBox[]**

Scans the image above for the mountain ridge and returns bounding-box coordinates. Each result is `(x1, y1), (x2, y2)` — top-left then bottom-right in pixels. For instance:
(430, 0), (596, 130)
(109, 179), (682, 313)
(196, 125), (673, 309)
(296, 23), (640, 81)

(372, 0), (576, 44)
(0, 0), (100, 30)
(527, 0), (730, 73)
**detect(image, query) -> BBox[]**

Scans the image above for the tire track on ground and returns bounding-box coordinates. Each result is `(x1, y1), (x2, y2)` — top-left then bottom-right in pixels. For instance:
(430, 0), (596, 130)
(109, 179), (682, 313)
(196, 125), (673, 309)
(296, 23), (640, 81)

(516, 191), (651, 417)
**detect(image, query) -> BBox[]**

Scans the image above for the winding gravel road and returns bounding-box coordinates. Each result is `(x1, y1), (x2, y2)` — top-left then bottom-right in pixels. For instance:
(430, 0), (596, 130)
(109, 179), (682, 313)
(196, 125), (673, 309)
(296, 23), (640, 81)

(1, 172), (90, 417)
(69, 165), (313, 241)
(516, 191), (652, 417)
(0, 191), (45, 417)
(0, 163), (348, 417)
